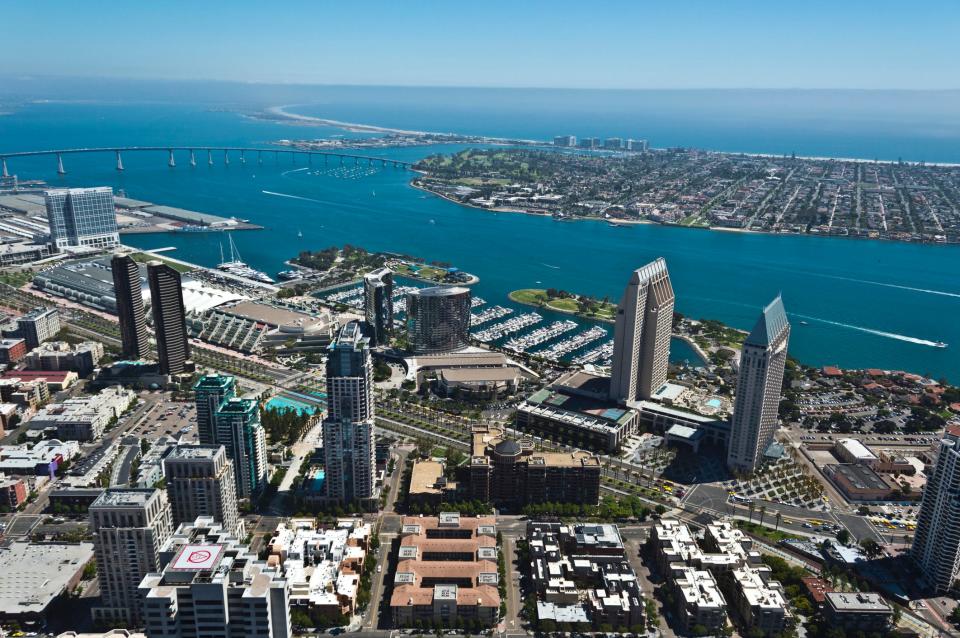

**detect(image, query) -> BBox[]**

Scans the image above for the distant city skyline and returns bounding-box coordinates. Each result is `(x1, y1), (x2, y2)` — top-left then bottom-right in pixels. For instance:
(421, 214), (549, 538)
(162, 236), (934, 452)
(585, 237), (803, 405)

(3, 1), (958, 90)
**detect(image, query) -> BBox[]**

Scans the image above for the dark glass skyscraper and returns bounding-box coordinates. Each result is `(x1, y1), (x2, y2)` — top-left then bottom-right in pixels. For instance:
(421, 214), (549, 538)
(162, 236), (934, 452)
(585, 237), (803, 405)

(406, 286), (471, 354)
(111, 254), (150, 360)
(147, 261), (190, 375)
(45, 187), (119, 251)
(363, 267), (394, 345)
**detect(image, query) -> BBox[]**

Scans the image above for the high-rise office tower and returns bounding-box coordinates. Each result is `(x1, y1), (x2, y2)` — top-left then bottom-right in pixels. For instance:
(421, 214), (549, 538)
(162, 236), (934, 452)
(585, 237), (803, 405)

(45, 186), (119, 251)
(163, 444), (242, 537)
(89, 488), (173, 624)
(193, 373), (236, 445)
(215, 397), (268, 499)
(406, 286), (471, 354)
(323, 322), (376, 504)
(912, 425), (960, 593)
(726, 296), (791, 473)
(139, 517), (291, 638)
(363, 267), (394, 346)
(111, 254), (150, 360)
(147, 261), (190, 375)
(609, 258), (675, 403)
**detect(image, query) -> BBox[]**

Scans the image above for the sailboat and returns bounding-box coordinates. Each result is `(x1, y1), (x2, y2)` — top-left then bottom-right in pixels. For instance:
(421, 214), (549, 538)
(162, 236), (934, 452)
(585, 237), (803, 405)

(216, 234), (275, 283)
(297, 229), (303, 238)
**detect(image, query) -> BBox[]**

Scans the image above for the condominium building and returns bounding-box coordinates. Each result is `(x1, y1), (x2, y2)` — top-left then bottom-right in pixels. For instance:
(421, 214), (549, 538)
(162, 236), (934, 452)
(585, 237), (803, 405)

(214, 397), (268, 499)
(23, 339), (104, 376)
(6, 307), (61, 349)
(391, 513), (500, 627)
(148, 261), (190, 375)
(363, 267), (393, 346)
(45, 186), (119, 251)
(139, 517), (291, 638)
(267, 518), (371, 618)
(26, 386), (134, 442)
(112, 253), (151, 360)
(727, 296), (790, 473)
(822, 592), (893, 632)
(553, 135), (577, 147)
(323, 322), (376, 504)
(89, 488), (173, 624)
(527, 522), (644, 628)
(669, 565), (727, 634)
(467, 425), (600, 508)
(406, 286), (471, 355)
(193, 373), (236, 445)
(163, 445), (241, 537)
(609, 258), (675, 403)
(727, 566), (789, 636)
(0, 338), (27, 366)
(912, 425), (960, 593)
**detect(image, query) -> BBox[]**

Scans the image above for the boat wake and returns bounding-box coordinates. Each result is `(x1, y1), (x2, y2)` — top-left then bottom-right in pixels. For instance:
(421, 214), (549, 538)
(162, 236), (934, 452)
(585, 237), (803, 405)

(262, 190), (323, 204)
(541, 263), (560, 269)
(281, 167), (310, 177)
(790, 313), (944, 348)
(812, 273), (960, 299)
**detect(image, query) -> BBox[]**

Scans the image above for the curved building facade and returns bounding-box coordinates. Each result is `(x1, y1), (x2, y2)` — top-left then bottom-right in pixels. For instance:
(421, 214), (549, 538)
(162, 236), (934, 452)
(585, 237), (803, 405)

(406, 286), (471, 355)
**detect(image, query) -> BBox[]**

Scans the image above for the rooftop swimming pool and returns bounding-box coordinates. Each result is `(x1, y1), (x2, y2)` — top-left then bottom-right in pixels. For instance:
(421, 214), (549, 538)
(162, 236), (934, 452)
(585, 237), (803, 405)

(265, 395), (320, 415)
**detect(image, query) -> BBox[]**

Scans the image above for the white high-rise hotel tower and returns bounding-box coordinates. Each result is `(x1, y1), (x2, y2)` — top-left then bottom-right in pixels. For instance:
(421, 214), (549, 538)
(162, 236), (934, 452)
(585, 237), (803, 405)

(912, 425), (960, 593)
(609, 258), (675, 403)
(726, 296), (791, 473)
(323, 321), (377, 504)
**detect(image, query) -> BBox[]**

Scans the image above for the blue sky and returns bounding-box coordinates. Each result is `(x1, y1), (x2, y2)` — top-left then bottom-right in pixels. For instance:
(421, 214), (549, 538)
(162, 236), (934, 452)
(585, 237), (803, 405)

(4, 1), (958, 89)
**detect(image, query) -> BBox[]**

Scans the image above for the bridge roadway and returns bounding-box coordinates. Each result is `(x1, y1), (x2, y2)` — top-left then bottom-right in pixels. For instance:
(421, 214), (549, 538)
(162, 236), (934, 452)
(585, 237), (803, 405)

(0, 145), (413, 176)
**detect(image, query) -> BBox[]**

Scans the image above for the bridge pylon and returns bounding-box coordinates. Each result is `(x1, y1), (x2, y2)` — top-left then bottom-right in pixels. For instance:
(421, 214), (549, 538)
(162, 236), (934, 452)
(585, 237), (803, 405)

(189, 150), (197, 167)
(57, 153), (65, 175)
(208, 150), (214, 166)
(224, 150), (230, 166)
(240, 150), (245, 165)
(2, 158), (8, 178)
(116, 151), (124, 171)
(168, 149), (176, 168)
(258, 151), (263, 165)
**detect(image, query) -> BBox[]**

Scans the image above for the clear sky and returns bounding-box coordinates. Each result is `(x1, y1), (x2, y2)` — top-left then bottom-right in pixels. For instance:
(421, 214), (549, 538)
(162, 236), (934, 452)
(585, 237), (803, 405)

(4, 0), (958, 89)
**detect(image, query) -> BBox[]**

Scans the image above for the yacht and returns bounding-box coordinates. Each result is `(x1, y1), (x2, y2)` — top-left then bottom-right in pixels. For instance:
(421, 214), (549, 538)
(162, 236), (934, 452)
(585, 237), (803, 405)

(217, 234), (275, 283)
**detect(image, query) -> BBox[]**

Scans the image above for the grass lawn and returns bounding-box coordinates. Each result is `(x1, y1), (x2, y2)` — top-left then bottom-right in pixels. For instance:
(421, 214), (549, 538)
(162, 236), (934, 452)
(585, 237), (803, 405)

(510, 288), (616, 321)
(509, 289), (549, 305)
(130, 252), (194, 273)
(546, 297), (579, 312)
(736, 520), (802, 543)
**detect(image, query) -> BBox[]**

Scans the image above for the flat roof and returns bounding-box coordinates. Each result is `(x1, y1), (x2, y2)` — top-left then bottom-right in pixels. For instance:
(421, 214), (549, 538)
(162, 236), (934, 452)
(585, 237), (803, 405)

(0, 541), (95, 616)
(439, 367), (519, 383)
(825, 592), (892, 613)
(170, 544), (226, 572)
(409, 460), (446, 494)
(221, 301), (323, 328)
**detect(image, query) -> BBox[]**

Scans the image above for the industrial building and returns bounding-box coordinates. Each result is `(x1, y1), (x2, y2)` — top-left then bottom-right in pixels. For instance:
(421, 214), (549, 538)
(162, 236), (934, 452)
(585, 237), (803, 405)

(0, 540), (95, 628)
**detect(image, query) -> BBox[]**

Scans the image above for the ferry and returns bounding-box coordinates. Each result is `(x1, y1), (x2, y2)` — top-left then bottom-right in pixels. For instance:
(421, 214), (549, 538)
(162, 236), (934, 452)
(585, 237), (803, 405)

(217, 234), (275, 284)
(277, 270), (303, 281)
(798, 320), (809, 326)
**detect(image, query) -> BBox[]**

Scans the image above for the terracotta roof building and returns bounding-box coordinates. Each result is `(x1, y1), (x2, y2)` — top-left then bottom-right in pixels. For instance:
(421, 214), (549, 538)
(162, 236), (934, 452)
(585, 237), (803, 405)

(390, 513), (500, 628)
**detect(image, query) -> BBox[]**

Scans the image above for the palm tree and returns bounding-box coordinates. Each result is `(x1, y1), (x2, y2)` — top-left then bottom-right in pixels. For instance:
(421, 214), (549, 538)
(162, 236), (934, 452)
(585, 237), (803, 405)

(759, 505), (767, 527)
(748, 502), (755, 523)
(775, 511), (782, 531)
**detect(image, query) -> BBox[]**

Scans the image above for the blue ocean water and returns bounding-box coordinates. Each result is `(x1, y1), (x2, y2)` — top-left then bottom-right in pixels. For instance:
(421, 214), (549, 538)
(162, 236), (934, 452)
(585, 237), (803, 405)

(1, 98), (958, 380)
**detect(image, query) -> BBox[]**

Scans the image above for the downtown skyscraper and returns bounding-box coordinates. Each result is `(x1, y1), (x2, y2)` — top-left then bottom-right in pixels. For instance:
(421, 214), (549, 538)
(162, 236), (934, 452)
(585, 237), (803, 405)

(111, 253), (150, 360)
(363, 266), (394, 345)
(726, 295), (791, 473)
(323, 321), (376, 504)
(147, 260), (190, 375)
(911, 425), (960, 593)
(609, 258), (675, 403)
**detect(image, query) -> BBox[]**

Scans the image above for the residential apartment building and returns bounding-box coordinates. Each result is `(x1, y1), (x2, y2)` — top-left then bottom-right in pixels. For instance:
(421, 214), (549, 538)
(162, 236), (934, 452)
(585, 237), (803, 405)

(391, 513), (500, 627)
(111, 253), (151, 360)
(139, 517), (291, 638)
(163, 444), (241, 536)
(6, 307), (61, 349)
(23, 340), (104, 376)
(363, 267), (393, 346)
(89, 488), (173, 624)
(148, 261), (190, 375)
(323, 322), (376, 505)
(26, 385), (134, 442)
(406, 286), (471, 355)
(912, 424), (960, 593)
(214, 397), (268, 499)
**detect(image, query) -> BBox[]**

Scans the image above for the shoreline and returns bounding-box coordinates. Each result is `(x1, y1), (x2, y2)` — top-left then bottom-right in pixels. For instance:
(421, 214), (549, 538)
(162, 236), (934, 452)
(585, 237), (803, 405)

(411, 181), (959, 245)
(266, 104), (960, 168)
(508, 289), (616, 324)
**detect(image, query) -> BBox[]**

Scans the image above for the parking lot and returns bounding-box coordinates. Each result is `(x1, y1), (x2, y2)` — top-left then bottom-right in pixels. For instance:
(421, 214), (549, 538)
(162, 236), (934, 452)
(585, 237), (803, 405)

(131, 397), (199, 443)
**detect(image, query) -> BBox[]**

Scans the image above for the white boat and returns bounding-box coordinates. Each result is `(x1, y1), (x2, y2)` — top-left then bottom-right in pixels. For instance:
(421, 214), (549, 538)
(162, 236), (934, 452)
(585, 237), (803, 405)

(217, 234), (274, 283)
(934, 341), (948, 349)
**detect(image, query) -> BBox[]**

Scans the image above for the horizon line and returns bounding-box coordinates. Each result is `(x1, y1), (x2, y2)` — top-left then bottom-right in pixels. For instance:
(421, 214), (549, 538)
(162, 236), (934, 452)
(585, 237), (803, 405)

(3, 73), (960, 93)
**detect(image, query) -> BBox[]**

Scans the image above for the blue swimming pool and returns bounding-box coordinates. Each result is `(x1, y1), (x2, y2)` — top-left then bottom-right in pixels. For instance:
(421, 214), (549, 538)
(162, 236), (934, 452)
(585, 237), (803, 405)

(265, 395), (320, 416)
(706, 398), (723, 408)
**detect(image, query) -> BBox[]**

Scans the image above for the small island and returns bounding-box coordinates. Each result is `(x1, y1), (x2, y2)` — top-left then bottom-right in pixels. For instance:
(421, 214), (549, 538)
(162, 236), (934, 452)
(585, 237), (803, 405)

(509, 288), (617, 322)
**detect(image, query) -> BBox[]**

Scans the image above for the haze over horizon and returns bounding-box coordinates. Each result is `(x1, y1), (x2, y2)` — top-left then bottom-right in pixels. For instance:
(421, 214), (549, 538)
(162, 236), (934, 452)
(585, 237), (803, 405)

(3, 0), (959, 90)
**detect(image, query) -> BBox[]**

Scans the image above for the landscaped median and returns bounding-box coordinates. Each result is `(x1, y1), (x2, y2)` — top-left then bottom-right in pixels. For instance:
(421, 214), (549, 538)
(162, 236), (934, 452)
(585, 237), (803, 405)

(508, 288), (617, 321)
